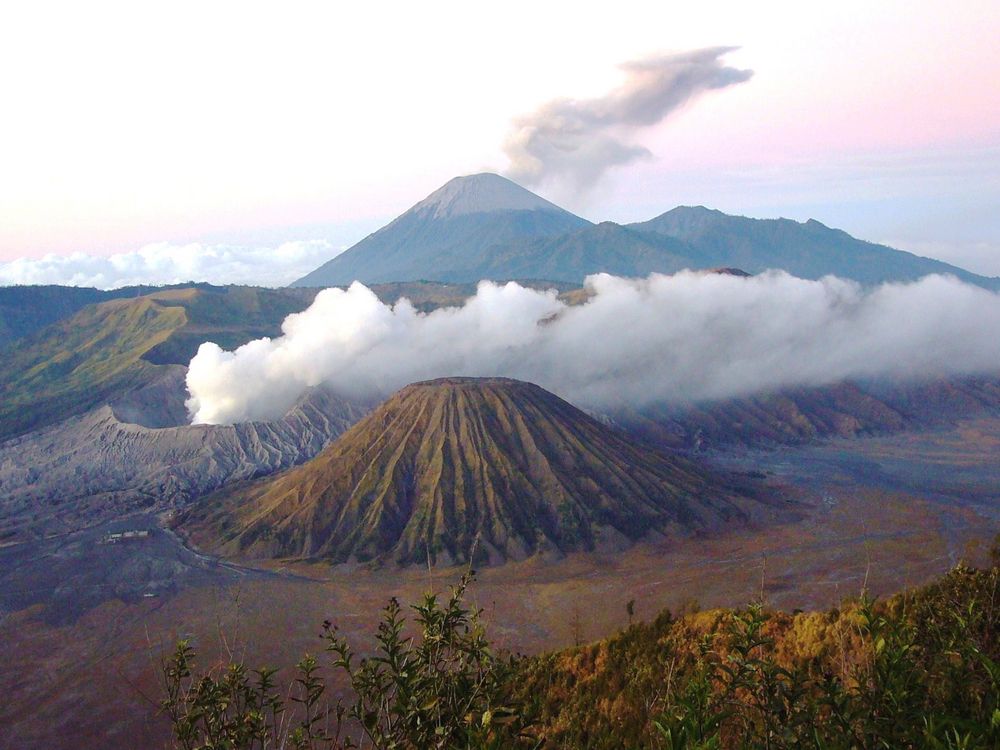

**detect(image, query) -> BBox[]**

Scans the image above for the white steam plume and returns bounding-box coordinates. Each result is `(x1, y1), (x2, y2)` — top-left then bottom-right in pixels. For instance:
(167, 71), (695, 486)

(503, 47), (753, 192)
(0, 240), (340, 289)
(186, 271), (1000, 425)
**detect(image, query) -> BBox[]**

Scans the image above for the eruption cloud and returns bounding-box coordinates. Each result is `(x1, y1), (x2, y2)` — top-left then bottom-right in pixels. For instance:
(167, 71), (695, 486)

(186, 271), (1000, 425)
(503, 47), (753, 192)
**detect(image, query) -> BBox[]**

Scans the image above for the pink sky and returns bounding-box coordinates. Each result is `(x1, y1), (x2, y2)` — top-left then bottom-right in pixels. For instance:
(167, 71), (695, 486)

(1, 0), (998, 277)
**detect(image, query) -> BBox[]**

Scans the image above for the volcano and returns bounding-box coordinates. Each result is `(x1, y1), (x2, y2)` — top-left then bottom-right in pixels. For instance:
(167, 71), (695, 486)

(182, 377), (770, 565)
(292, 173), (590, 287)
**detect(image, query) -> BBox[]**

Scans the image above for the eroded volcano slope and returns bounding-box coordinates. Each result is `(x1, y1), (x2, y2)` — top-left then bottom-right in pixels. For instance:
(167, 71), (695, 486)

(183, 377), (771, 565)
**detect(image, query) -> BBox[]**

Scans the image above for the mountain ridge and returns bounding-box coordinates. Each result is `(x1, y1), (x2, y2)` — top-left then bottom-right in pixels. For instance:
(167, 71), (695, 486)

(631, 206), (1000, 289)
(293, 175), (1000, 290)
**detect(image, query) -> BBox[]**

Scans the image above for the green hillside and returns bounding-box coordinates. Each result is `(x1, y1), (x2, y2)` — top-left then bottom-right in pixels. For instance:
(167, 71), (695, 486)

(0, 296), (187, 441)
(0, 286), (319, 442)
(0, 285), (116, 349)
(0, 282), (236, 350)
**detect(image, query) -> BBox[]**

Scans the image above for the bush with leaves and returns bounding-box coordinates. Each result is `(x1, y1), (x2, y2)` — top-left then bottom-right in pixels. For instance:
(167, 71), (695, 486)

(162, 561), (999, 749)
(160, 572), (529, 749)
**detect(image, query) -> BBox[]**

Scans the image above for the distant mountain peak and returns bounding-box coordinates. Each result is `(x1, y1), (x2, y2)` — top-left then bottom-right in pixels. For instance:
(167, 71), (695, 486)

(659, 205), (727, 220)
(291, 173), (589, 286)
(670, 205), (724, 215)
(410, 172), (566, 219)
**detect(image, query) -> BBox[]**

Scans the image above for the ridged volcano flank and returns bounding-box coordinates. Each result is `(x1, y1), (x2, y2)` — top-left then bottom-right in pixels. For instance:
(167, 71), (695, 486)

(183, 378), (762, 566)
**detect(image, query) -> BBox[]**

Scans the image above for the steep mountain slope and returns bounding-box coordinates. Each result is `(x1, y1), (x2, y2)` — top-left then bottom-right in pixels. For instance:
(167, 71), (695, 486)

(632, 206), (1000, 289)
(292, 174), (591, 286)
(182, 378), (769, 566)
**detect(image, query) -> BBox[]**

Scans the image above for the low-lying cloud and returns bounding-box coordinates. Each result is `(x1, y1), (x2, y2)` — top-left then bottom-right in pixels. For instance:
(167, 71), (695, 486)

(0, 240), (340, 289)
(503, 47), (753, 192)
(185, 271), (1000, 425)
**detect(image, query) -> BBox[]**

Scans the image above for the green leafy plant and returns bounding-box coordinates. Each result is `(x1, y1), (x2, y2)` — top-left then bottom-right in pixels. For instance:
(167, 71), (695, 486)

(162, 562), (1000, 749)
(161, 571), (529, 749)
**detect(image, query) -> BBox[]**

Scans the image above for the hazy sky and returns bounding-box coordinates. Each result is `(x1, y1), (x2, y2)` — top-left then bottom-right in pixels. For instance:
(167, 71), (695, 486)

(1, 1), (998, 277)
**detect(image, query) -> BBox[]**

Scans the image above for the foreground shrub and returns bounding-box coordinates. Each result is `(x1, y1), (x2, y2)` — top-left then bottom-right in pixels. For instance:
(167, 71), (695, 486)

(161, 563), (1000, 749)
(160, 572), (528, 749)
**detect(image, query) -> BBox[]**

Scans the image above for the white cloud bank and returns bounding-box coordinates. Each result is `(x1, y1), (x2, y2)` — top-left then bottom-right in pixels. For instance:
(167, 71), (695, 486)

(185, 271), (1000, 424)
(0, 240), (340, 289)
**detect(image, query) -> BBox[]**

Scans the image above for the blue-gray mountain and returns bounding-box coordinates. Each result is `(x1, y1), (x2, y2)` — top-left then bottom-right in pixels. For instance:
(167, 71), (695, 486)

(293, 173), (590, 287)
(292, 173), (1000, 290)
(632, 207), (999, 288)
